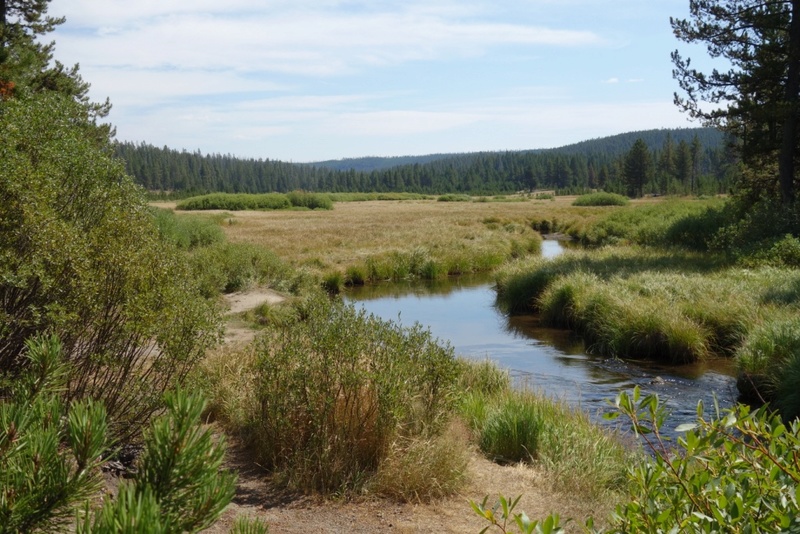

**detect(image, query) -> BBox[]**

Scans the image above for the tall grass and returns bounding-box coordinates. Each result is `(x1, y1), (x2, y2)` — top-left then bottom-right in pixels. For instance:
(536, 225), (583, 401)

(247, 295), (460, 494)
(736, 315), (800, 420)
(459, 384), (631, 496)
(575, 197), (727, 249)
(497, 247), (800, 365)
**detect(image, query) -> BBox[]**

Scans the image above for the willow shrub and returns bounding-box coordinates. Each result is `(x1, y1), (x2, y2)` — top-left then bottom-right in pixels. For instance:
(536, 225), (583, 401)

(0, 94), (220, 440)
(249, 295), (460, 495)
(189, 241), (293, 296)
(572, 192), (629, 207)
(150, 208), (225, 250)
(476, 389), (800, 533)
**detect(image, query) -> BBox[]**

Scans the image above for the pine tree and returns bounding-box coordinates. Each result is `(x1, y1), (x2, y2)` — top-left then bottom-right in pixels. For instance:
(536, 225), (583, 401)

(0, 0), (110, 125)
(624, 139), (652, 198)
(671, 0), (800, 204)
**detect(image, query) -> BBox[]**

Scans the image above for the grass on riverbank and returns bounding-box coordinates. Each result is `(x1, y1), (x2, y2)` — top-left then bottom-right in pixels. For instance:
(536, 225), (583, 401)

(191, 198), (559, 286)
(194, 295), (632, 505)
(496, 248), (800, 366)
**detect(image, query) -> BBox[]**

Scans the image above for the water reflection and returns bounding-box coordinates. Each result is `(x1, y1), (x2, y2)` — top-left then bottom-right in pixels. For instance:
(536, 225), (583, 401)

(345, 241), (739, 436)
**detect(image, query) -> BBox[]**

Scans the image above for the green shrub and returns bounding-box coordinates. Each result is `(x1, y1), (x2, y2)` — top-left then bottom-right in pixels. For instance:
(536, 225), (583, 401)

(248, 295), (459, 494)
(150, 208), (225, 249)
(286, 190), (333, 210)
(190, 241), (293, 296)
(572, 192), (629, 207)
(0, 94), (220, 440)
(436, 194), (471, 202)
(604, 388), (800, 533)
(176, 193), (291, 211)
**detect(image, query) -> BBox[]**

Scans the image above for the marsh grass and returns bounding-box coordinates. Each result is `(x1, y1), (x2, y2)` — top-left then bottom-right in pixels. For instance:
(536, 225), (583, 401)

(576, 197), (727, 248)
(459, 386), (631, 497)
(498, 247), (800, 365)
(736, 315), (800, 419)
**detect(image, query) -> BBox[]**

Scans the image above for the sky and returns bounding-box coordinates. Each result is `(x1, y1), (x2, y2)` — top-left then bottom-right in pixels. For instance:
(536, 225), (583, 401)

(49, 1), (708, 162)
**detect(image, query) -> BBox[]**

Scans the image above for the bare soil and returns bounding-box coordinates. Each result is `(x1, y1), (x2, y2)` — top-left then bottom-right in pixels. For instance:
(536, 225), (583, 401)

(197, 287), (613, 533)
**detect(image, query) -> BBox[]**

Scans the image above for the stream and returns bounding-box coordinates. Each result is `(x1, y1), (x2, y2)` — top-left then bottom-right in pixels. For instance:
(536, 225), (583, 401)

(346, 240), (739, 436)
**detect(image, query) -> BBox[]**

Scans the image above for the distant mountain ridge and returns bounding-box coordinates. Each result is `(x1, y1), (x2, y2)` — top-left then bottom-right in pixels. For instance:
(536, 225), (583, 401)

(309, 128), (724, 172)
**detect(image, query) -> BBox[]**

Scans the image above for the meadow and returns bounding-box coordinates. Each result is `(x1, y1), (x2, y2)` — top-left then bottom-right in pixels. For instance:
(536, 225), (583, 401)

(155, 194), (620, 288)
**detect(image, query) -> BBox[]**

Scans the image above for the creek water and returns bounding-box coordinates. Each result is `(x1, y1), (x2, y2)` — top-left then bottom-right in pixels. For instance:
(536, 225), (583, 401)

(346, 240), (739, 436)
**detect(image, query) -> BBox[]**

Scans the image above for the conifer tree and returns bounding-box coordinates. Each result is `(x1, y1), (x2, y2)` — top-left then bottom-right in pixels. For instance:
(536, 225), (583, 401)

(672, 0), (800, 204)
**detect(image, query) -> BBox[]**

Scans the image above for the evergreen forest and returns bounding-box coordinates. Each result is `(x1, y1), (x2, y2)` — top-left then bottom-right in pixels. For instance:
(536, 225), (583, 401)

(116, 127), (732, 197)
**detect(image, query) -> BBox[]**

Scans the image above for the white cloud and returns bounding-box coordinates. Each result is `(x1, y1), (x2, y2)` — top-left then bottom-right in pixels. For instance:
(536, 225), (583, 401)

(47, 0), (688, 161)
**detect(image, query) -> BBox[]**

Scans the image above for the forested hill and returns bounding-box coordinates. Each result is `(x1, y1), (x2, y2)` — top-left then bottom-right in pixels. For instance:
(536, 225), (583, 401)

(309, 128), (724, 173)
(117, 127), (733, 196)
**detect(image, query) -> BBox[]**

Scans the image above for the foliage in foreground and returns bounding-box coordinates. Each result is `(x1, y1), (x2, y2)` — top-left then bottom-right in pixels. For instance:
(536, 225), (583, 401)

(1, 336), (235, 534)
(474, 388), (800, 533)
(0, 94), (220, 441)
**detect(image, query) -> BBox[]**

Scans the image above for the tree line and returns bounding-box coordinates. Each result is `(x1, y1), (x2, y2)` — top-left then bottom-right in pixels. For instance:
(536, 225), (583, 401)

(116, 127), (734, 197)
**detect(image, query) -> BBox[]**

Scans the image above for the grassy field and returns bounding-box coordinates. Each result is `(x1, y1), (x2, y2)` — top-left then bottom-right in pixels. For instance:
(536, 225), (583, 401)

(153, 195), (632, 283)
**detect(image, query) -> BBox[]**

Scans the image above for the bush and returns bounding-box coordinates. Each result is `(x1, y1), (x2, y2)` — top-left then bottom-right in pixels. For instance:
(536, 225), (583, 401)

(150, 208), (225, 249)
(603, 388), (800, 533)
(176, 193), (291, 211)
(286, 190), (333, 210)
(436, 194), (471, 202)
(248, 295), (459, 494)
(0, 94), (220, 440)
(571, 192), (629, 207)
(189, 241), (293, 296)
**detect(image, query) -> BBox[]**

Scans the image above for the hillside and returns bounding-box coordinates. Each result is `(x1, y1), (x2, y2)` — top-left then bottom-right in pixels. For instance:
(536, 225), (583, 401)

(308, 128), (724, 173)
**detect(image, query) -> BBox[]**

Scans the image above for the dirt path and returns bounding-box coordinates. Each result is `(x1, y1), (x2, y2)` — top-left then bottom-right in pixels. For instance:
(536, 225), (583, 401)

(206, 288), (609, 533)
(221, 288), (286, 345)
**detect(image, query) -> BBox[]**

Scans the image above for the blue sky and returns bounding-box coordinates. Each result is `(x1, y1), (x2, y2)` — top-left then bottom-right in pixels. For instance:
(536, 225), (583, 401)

(50, 1), (706, 162)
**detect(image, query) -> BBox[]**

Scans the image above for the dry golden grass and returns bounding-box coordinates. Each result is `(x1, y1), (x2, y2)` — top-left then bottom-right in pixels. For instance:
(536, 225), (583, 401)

(153, 196), (630, 276)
